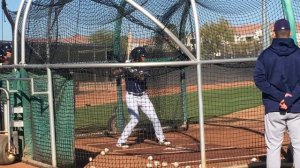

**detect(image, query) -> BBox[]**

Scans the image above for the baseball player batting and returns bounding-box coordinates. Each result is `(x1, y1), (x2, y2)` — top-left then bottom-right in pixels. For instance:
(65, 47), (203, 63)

(113, 46), (171, 148)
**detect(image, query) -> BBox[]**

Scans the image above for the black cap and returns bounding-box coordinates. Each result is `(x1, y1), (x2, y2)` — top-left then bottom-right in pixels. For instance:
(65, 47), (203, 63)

(274, 19), (290, 31)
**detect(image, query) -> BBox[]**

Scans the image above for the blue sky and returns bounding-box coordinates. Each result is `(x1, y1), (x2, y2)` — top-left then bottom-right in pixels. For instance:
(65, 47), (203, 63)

(0, 0), (21, 41)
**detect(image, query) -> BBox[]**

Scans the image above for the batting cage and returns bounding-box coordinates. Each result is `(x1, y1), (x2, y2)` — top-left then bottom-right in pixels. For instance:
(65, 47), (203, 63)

(0, 0), (299, 167)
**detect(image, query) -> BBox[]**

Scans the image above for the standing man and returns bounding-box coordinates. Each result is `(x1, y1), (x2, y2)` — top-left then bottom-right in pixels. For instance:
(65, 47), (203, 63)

(113, 47), (171, 148)
(254, 19), (300, 168)
(0, 43), (12, 64)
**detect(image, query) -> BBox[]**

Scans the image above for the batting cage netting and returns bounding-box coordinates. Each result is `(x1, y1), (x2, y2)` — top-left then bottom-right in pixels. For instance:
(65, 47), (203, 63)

(1, 0), (299, 167)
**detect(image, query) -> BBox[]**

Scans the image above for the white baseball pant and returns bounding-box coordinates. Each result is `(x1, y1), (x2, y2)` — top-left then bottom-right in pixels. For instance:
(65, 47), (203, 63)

(117, 92), (165, 144)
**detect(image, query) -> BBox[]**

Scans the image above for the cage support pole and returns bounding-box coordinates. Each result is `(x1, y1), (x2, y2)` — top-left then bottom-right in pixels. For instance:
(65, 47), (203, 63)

(13, 0), (26, 65)
(47, 68), (57, 167)
(262, 0), (270, 49)
(190, 0), (207, 167)
(46, 0), (55, 63)
(114, 0), (127, 131)
(180, 69), (188, 126)
(179, 2), (190, 126)
(21, 0), (33, 64)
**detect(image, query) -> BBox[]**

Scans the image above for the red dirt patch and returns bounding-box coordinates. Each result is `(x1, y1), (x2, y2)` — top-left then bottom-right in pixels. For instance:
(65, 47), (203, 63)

(74, 105), (279, 167)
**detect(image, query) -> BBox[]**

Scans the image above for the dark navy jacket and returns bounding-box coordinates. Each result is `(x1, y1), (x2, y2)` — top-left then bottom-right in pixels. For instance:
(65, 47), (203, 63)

(254, 38), (300, 113)
(125, 68), (149, 93)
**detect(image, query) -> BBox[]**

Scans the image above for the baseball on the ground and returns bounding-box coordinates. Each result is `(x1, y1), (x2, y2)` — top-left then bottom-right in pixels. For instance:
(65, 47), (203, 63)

(104, 148), (109, 153)
(161, 161), (168, 167)
(147, 156), (153, 161)
(250, 157), (257, 162)
(89, 157), (92, 162)
(100, 151), (106, 155)
(172, 162), (179, 167)
(153, 160), (160, 167)
(146, 163), (153, 168)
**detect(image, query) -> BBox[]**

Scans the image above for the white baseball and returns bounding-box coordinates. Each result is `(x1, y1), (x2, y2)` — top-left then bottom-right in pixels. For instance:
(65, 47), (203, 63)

(89, 157), (92, 162)
(104, 148), (109, 153)
(100, 151), (105, 155)
(147, 156), (153, 161)
(172, 162), (179, 167)
(153, 160), (160, 167)
(250, 157), (257, 162)
(161, 161), (168, 167)
(146, 163), (153, 168)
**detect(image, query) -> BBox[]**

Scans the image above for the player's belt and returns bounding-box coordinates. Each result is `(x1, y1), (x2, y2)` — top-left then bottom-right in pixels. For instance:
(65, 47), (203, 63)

(127, 92), (145, 96)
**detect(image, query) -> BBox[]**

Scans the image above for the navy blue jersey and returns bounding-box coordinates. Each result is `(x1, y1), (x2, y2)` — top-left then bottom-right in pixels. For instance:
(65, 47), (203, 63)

(124, 68), (150, 93)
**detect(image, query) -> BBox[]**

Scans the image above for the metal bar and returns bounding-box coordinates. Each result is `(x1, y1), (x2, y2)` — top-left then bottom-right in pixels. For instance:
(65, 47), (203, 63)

(180, 69), (188, 126)
(5, 78), (51, 95)
(47, 68), (57, 167)
(13, 0), (26, 65)
(0, 57), (257, 69)
(21, 0), (33, 64)
(114, 0), (127, 131)
(262, 0), (271, 49)
(190, 0), (206, 167)
(200, 57), (256, 64)
(125, 0), (196, 61)
(0, 61), (199, 68)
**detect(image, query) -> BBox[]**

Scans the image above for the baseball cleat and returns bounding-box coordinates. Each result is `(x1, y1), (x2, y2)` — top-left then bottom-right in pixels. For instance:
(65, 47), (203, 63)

(116, 143), (129, 148)
(159, 139), (171, 146)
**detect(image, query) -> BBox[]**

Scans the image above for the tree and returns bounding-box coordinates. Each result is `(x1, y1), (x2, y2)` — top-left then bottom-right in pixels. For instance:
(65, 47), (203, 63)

(200, 18), (234, 59)
(231, 40), (262, 58)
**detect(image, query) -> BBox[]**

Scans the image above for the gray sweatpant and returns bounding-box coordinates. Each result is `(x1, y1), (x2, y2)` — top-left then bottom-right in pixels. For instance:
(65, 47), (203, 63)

(265, 112), (300, 168)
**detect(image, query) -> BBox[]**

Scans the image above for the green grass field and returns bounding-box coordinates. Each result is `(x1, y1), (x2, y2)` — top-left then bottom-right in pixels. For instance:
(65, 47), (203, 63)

(75, 85), (262, 130)
(189, 85), (261, 122)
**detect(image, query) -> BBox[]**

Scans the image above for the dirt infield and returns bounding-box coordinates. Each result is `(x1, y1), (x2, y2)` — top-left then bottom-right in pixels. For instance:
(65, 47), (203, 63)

(0, 162), (37, 168)
(74, 105), (282, 168)
(4, 105), (290, 168)
(74, 80), (270, 167)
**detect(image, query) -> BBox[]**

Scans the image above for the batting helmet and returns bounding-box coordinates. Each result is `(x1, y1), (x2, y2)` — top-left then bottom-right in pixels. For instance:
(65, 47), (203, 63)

(1, 43), (12, 53)
(130, 47), (146, 61)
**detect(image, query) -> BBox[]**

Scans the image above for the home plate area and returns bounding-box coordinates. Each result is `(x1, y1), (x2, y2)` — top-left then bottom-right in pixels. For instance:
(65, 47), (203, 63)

(83, 137), (202, 168)
(75, 123), (265, 167)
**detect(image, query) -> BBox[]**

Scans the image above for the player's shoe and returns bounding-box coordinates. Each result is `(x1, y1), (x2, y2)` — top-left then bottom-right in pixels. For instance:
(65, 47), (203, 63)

(116, 143), (129, 148)
(159, 139), (171, 146)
